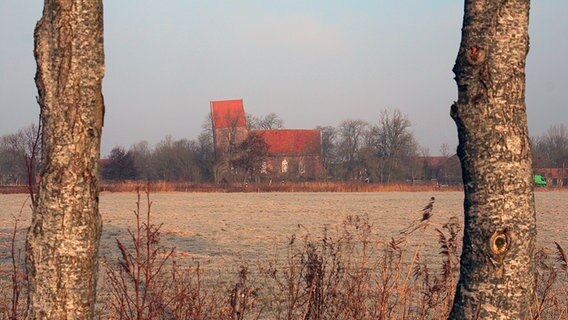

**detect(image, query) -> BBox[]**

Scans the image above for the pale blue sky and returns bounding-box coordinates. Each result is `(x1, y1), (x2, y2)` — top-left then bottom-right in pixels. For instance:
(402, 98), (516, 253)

(1, 1), (567, 156)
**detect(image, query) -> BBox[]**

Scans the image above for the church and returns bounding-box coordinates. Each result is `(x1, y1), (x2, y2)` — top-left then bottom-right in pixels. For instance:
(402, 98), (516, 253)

(210, 99), (323, 182)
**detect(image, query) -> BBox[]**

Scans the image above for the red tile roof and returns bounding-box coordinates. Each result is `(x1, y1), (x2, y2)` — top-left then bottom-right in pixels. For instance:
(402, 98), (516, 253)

(420, 156), (451, 168)
(253, 129), (321, 156)
(534, 168), (568, 177)
(210, 99), (247, 129)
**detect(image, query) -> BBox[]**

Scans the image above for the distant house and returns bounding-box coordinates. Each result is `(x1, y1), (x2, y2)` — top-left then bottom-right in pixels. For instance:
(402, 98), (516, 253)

(210, 99), (323, 182)
(420, 155), (462, 185)
(254, 129), (322, 179)
(534, 167), (568, 187)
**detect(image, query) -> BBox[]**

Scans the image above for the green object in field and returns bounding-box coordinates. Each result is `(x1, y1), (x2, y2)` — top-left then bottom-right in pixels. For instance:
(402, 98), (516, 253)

(534, 175), (547, 187)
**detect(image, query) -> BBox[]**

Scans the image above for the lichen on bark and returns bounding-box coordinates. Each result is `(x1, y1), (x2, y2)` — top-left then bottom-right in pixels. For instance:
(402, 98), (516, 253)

(27, 0), (105, 318)
(449, 0), (537, 319)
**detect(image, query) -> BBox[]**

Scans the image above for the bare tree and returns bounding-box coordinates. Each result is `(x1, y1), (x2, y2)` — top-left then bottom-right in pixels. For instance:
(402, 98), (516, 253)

(336, 119), (368, 180)
(26, 0), (105, 318)
(152, 136), (203, 182)
(316, 125), (338, 177)
(196, 115), (217, 181)
(230, 132), (269, 184)
(359, 125), (381, 182)
(439, 142), (451, 158)
(247, 112), (285, 130)
(212, 110), (249, 182)
(374, 109), (418, 182)
(129, 140), (154, 180)
(128, 135), (215, 183)
(195, 130), (216, 181)
(531, 123), (568, 168)
(0, 124), (41, 186)
(102, 146), (137, 181)
(449, 1), (536, 318)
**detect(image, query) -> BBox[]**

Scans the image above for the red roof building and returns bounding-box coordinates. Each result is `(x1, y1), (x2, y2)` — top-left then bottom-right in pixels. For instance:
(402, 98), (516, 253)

(210, 99), (323, 181)
(420, 156), (448, 169)
(253, 129), (321, 157)
(210, 99), (247, 129)
(534, 168), (568, 187)
(419, 155), (462, 185)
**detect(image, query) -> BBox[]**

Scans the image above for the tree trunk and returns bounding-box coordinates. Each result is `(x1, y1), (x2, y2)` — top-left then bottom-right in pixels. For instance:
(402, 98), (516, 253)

(27, 0), (105, 318)
(449, 1), (536, 319)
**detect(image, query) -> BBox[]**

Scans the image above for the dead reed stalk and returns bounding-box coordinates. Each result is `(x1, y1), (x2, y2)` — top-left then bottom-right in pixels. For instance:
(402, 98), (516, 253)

(4, 188), (550, 319)
(105, 186), (176, 319)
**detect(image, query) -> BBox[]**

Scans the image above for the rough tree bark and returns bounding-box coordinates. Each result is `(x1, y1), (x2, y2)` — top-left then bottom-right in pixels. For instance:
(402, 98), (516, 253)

(27, 0), (105, 318)
(449, 1), (536, 319)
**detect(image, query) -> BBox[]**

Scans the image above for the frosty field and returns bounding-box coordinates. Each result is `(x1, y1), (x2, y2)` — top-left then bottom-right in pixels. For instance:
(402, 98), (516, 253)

(1, 191), (566, 272)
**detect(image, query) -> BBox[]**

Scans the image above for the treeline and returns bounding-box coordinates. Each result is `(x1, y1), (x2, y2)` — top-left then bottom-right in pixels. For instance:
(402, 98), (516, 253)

(1, 113), (566, 185)
(531, 124), (568, 168)
(318, 109), (432, 182)
(0, 124), (40, 185)
(101, 109), (458, 184)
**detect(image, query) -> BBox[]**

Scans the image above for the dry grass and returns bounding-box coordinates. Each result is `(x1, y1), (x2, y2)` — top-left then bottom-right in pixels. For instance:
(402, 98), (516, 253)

(94, 190), (567, 319)
(4, 181), (567, 194)
(0, 199), (28, 319)
(1, 190), (567, 319)
(98, 181), (461, 193)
